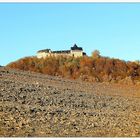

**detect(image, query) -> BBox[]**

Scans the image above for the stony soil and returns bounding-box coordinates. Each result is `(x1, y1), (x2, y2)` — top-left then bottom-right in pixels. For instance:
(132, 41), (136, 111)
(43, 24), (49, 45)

(0, 67), (140, 137)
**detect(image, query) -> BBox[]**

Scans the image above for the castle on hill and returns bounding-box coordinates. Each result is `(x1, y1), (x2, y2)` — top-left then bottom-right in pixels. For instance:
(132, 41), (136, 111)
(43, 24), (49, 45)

(37, 44), (86, 58)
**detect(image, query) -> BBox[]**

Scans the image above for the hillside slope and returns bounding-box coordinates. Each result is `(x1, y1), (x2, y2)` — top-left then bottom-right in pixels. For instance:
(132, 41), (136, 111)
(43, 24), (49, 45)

(0, 67), (140, 137)
(6, 56), (140, 84)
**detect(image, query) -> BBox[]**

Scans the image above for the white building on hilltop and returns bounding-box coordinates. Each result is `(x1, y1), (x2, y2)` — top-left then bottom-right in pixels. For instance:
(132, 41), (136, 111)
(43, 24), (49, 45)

(37, 44), (86, 58)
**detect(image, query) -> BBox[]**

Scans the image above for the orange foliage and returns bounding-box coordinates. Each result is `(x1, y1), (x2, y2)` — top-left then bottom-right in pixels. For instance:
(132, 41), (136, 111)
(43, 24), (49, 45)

(6, 54), (140, 83)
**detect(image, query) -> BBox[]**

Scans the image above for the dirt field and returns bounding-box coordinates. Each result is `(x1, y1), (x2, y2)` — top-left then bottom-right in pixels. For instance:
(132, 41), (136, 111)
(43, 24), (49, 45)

(0, 67), (140, 137)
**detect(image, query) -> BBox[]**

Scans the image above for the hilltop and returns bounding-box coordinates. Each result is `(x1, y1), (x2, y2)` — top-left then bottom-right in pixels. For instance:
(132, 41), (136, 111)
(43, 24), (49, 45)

(6, 53), (140, 85)
(0, 67), (140, 136)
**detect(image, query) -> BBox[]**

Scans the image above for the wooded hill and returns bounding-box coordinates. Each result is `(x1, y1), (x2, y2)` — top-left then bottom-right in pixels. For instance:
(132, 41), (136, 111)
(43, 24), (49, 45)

(6, 52), (140, 84)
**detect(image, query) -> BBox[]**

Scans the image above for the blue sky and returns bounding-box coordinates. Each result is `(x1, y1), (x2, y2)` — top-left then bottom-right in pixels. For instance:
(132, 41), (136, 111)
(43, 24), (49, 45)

(0, 3), (140, 66)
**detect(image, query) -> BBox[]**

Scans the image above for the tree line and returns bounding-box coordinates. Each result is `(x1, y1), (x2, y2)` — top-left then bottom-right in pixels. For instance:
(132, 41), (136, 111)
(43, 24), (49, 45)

(7, 50), (140, 83)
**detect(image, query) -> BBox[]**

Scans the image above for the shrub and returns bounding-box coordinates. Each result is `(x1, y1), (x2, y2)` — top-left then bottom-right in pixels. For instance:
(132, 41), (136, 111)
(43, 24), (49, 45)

(6, 53), (140, 83)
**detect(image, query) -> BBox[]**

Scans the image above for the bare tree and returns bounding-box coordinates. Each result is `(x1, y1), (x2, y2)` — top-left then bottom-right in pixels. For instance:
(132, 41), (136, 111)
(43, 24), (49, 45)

(92, 50), (100, 59)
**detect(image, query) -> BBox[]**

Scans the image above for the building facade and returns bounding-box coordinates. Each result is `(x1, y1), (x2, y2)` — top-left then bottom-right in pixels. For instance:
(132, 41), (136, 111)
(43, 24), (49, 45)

(37, 44), (86, 58)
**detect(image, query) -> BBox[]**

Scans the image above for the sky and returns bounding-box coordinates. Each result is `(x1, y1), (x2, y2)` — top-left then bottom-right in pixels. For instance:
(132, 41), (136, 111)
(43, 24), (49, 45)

(0, 3), (140, 66)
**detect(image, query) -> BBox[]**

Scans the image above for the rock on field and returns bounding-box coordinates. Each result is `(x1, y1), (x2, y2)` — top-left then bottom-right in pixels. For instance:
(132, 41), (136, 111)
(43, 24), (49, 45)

(0, 67), (140, 137)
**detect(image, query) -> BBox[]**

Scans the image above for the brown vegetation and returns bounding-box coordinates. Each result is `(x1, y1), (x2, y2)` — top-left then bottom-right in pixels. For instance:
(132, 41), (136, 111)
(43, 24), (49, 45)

(6, 52), (140, 84)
